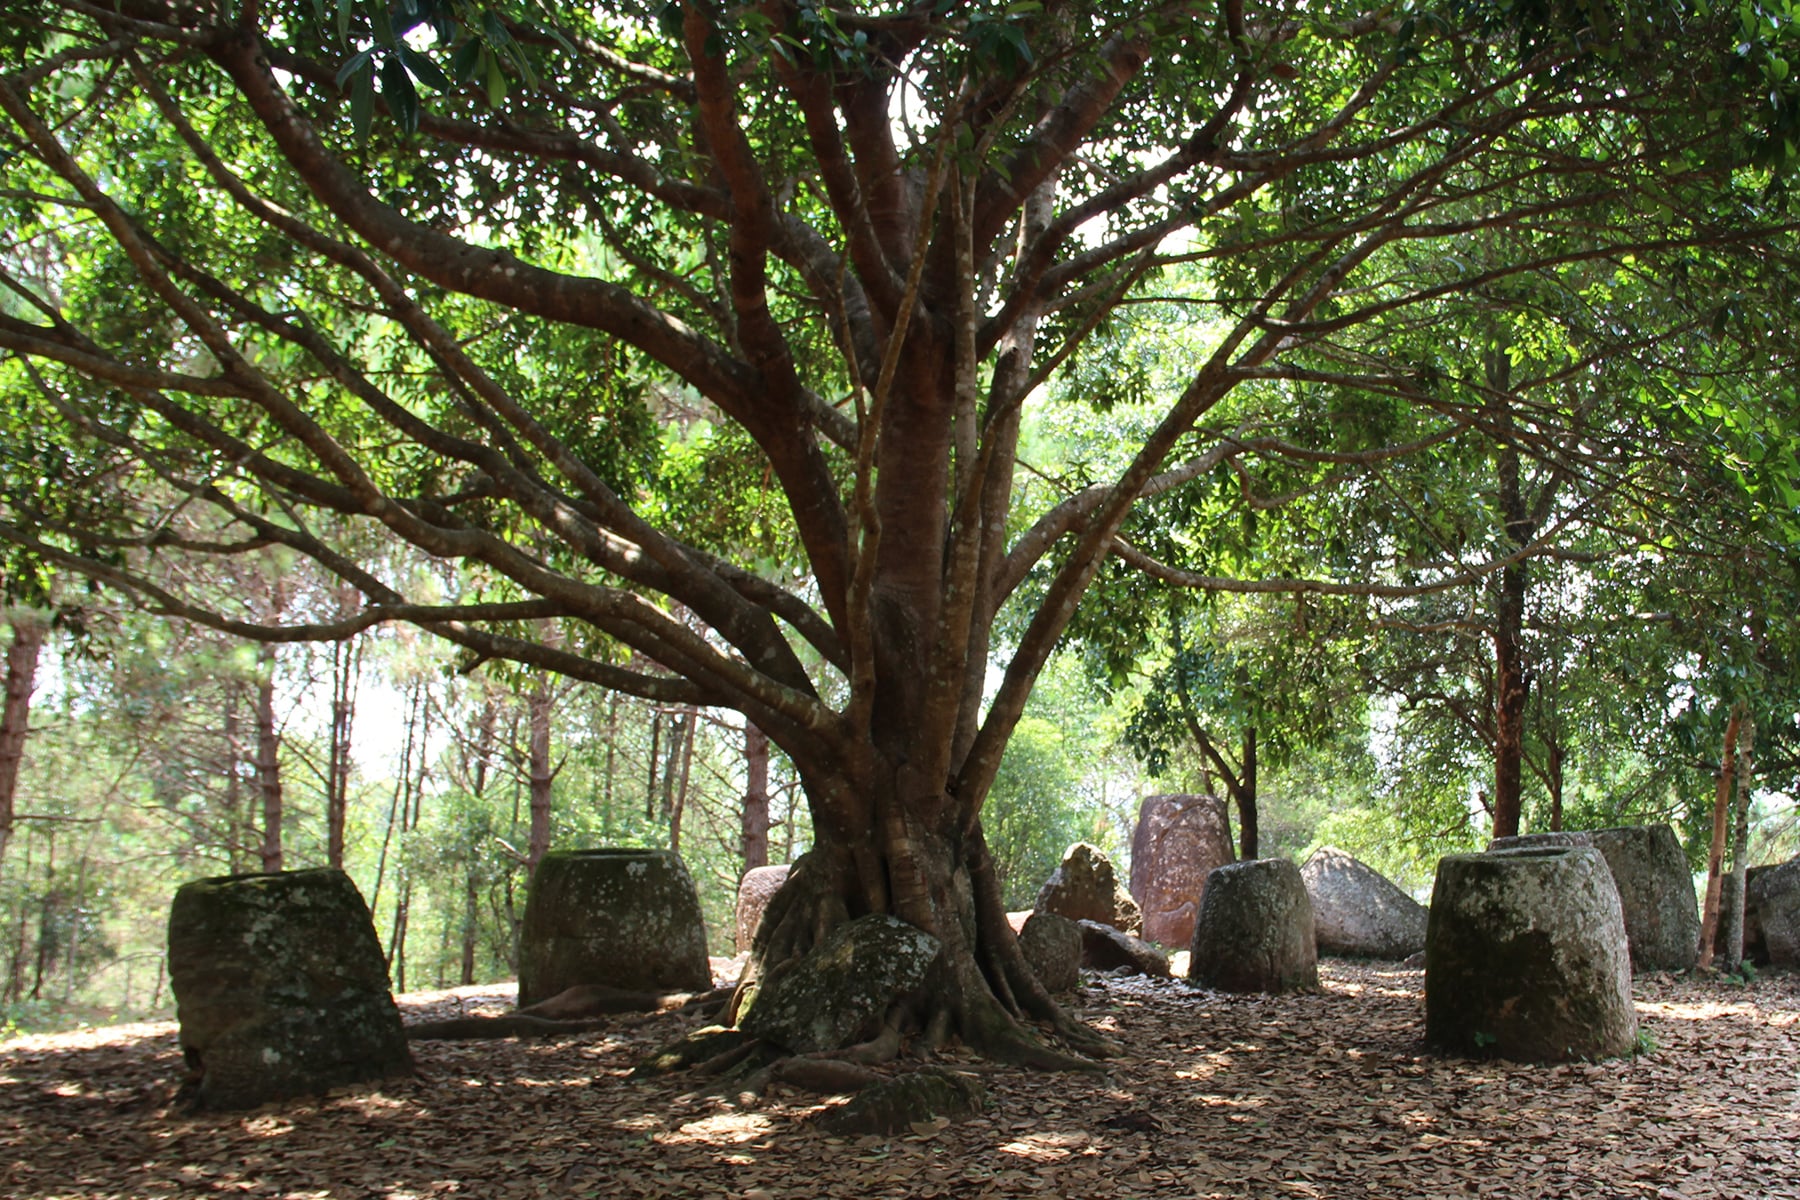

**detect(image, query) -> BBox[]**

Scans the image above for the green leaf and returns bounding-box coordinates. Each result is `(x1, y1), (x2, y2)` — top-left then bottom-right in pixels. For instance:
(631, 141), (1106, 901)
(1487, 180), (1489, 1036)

(350, 65), (374, 141)
(397, 43), (449, 92)
(334, 47), (374, 92)
(380, 58), (420, 135)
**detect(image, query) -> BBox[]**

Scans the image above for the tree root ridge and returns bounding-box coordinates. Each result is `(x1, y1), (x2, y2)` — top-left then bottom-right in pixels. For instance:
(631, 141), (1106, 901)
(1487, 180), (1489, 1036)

(406, 984), (727, 1041)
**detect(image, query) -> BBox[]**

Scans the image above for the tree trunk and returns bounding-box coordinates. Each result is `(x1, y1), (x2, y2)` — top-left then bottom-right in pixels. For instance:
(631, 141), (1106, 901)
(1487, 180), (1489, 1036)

(1697, 701), (1743, 969)
(325, 637), (360, 869)
(222, 681), (247, 870)
(1238, 727), (1258, 861)
(1725, 710), (1754, 969)
(742, 721), (770, 872)
(460, 873), (479, 986)
(670, 707), (695, 856)
(1547, 740), (1565, 832)
(526, 676), (554, 873)
(732, 763), (1115, 1071)
(0, 613), (46, 867)
(255, 646), (284, 873)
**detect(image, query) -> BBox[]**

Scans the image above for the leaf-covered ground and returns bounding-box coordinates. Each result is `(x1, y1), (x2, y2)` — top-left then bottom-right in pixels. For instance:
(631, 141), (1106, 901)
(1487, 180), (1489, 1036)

(3, 961), (1796, 1199)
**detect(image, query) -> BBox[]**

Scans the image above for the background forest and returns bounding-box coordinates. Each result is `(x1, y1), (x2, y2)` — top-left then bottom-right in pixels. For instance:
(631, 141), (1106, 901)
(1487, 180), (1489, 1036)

(5, 391), (1798, 1032)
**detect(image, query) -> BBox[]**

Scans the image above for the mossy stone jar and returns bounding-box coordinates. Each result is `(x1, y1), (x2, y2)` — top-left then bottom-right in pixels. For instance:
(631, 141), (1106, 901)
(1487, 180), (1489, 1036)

(1425, 846), (1637, 1062)
(166, 867), (412, 1110)
(517, 848), (711, 1005)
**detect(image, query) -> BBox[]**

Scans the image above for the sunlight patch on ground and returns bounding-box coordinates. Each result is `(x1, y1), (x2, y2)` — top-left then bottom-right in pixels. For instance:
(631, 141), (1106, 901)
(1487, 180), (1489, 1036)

(2, 1019), (176, 1052)
(666, 1110), (778, 1144)
(1637, 998), (1759, 1021)
(997, 1130), (1095, 1160)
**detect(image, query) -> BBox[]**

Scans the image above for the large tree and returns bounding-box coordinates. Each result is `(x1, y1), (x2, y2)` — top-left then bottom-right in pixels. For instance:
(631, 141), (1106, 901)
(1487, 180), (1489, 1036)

(0, 0), (1793, 1063)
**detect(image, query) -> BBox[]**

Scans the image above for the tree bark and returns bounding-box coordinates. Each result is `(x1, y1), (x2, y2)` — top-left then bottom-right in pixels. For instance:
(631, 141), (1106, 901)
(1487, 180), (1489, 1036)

(1724, 710), (1755, 969)
(1547, 740), (1565, 832)
(742, 720), (771, 872)
(255, 645), (284, 873)
(0, 614), (46, 868)
(1697, 701), (1743, 969)
(325, 637), (360, 869)
(526, 675), (554, 874)
(1238, 727), (1258, 860)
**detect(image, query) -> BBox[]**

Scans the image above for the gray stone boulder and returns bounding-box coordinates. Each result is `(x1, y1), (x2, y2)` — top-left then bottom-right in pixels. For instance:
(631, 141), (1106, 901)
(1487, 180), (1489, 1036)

(1018, 911), (1082, 992)
(1129, 794), (1235, 948)
(1426, 847), (1637, 1062)
(1738, 864), (1779, 964)
(518, 849), (711, 1006)
(1487, 832), (1592, 852)
(1076, 919), (1170, 977)
(1187, 859), (1318, 993)
(1588, 825), (1701, 973)
(167, 868), (413, 1111)
(738, 914), (940, 1054)
(1747, 858), (1800, 967)
(1036, 842), (1142, 935)
(734, 864), (791, 954)
(1300, 846), (1428, 959)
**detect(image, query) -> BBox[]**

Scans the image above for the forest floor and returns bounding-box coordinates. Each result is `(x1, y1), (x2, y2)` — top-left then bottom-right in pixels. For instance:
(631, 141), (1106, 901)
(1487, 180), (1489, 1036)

(2, 960), (1796, 1200)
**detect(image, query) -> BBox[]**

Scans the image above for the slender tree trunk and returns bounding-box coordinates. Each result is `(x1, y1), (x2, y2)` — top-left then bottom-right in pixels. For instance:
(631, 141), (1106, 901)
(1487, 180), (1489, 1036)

(742, 721), (770, 871)
(655, 712), (669, 827)
(255, 646), (284, 873)
(1238, 727), (1258, 860)
(670, 707), (695, 855)
(1698, 701), (1744, 969)
(0, 614), (47, 867)
(1724, 711), (1755, 969)
(222, 682), (246, 870)
(460, 873), (479, 986)
(526, 676), (554, 873)
(1547, 740), (1565, 832)
(325, 637), (361, 869)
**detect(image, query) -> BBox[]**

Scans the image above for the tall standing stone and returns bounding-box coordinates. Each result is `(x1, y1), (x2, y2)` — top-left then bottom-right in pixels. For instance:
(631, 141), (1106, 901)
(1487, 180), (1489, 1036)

(167, 868), (413, 1111)
(1747, 857), (1800, 967)
(518, 848), (711, 1005)
(734, 864), (791, 954)
(1035, 842), (1142, 935)
(1588, 825), (1701, 973)
(1128, 794), (1235, 948)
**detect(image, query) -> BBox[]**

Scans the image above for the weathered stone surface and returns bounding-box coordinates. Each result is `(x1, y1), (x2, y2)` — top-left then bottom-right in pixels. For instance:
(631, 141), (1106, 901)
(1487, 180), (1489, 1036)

(518, 849), (711, 1006)
(1035, 842), (1142, 935)
(1075, 920), (1170, 976)
(1588, 825), (1701, 973)
(1187, 859), (1317, 994)
(167, 868), (412, 1111)
(1426, 847), (1637, 1062)
(1018, 911), (1082, 992)
(811, 1068), (986, 1136)
(733, 864), (791, 954)
(1005, 911), (1031, 935)
(738, 914), (940, 1054)
(1487, 832), (1592, 852)
(1739, 864), (1778, 964)
(1747, 857), (1800, 968)
(1128, 794), (1235, 948)
(1300, 846), (1428, 959)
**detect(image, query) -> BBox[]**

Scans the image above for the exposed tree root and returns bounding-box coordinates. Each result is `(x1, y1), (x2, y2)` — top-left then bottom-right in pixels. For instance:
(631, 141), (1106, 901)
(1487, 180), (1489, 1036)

(405, 984), (731, 1041)
(517, 984), (731, 1019)
(405, 1015), (615, 1041)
